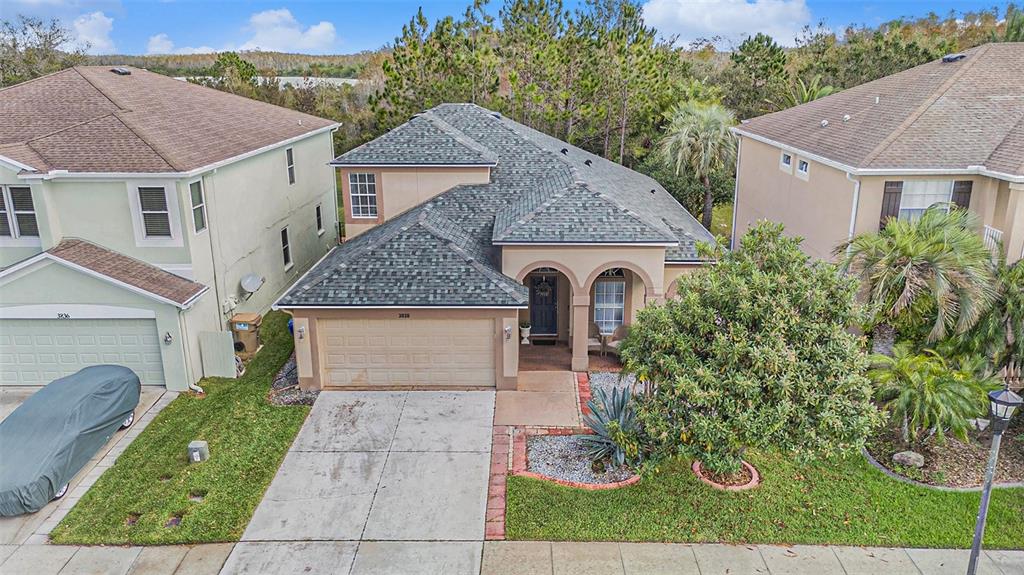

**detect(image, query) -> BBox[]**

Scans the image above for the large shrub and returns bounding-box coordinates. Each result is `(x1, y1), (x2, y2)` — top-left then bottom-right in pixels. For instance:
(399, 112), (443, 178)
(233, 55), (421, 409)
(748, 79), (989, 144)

(621, 222), (881, 475)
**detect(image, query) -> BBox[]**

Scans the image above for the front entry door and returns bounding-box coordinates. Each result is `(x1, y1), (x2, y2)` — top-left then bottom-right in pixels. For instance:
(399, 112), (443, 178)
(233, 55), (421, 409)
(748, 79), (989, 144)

(529, 275), (558, 336)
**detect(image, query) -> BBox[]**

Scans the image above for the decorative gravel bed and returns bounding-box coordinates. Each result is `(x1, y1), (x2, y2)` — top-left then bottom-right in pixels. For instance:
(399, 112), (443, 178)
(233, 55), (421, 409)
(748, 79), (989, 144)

(527, 435), (633, 484)
(269, 354), (319, 406)
(588, 371), (637, 397)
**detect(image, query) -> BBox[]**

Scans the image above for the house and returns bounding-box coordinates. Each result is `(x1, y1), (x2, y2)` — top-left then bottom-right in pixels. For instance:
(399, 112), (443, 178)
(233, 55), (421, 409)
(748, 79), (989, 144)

(0, 66), (339, 391)
(275, 103), (715, 391)
(731, 42), (1024, 262)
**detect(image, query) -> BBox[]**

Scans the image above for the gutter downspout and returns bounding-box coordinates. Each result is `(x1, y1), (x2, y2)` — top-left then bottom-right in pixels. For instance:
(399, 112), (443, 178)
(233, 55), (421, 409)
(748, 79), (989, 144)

(177, 309), (204, 394)
(729, 137), (742, 250)
(845, 172), (861, 256)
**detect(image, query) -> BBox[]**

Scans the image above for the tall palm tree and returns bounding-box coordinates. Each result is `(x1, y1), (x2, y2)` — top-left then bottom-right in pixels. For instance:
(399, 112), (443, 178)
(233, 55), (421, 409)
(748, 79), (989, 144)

(835, 206), (998, 355)
(658, 102), (736, 230)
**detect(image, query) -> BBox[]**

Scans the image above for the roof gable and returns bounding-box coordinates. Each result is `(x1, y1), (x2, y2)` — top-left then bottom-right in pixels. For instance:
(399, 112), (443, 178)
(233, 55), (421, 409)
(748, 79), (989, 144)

(333, 112), (498, 166)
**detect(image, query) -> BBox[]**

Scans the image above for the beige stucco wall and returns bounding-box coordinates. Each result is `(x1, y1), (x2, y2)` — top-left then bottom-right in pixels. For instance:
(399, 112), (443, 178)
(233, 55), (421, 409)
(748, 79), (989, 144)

(734, 137), (857, 261)
(340, 167), (491, 238)
(288, 307), (520, 391)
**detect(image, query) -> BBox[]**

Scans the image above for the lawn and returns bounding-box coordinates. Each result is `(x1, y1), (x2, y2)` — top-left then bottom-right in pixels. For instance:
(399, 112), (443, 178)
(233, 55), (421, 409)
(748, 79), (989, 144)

(506, 451), (1024, 549)
(50, 311), (309, 545)
(710, 202), (732, 243)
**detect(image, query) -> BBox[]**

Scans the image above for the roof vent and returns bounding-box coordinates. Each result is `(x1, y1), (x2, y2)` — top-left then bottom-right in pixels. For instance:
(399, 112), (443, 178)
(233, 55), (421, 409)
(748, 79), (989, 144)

(110, 67), (131, 76)
(942, 53), (966, 63)
(650, 189), (656, 194)
(842, 114), (851, 122)
(560, 148), (568, 155)
(820, 119), (829, 127)
(584, 159), (593, 166)
(491, 112), (502, 119)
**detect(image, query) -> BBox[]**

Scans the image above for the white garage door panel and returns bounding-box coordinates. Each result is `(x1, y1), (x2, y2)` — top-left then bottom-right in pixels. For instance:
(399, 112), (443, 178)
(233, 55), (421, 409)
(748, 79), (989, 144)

(320, 318), (495, 387)
(0, 319), (165, 386)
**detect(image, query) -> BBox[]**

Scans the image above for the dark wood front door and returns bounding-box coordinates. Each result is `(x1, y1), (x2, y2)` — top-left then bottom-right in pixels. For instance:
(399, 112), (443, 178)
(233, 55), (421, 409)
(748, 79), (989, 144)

(529, 275), (558, 336)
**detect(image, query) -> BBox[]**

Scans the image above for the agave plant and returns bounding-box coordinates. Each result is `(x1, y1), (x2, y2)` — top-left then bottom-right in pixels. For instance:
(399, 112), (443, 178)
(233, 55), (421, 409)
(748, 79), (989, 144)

(578, 385), (639, 467)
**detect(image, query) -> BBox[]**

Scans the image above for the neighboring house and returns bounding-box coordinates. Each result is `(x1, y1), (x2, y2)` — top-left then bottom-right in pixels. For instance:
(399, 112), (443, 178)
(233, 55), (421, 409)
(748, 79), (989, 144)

(0, 66), (339, 391)
(732, 42), (1024, 263)
(275, 103), (715, 391)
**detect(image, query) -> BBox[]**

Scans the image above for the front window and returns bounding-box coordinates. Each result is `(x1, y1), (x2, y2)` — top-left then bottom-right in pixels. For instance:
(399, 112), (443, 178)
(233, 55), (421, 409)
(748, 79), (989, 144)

(138, 186), (172, 237)
(0, 186), (38, 238)
(349, 173), (378, 219)
(286, 148), (296, 185)
(899, 180), (953, 222)
(315, 204), (324, 234)
(190, 180), (207, 233)
(281, 227), (292, 268)
(594, 280), (626, 335)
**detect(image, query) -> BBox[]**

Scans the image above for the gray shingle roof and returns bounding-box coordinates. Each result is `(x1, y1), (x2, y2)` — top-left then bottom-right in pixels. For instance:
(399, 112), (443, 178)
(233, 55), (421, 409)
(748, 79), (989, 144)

(734, 43), (1024, 177)
(279, 104), (714, 307)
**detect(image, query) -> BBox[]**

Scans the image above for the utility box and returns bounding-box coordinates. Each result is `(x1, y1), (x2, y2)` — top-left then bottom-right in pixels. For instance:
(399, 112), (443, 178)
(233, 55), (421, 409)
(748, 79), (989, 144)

(188, 440), (209, 463)
(230, 312), (262, 355)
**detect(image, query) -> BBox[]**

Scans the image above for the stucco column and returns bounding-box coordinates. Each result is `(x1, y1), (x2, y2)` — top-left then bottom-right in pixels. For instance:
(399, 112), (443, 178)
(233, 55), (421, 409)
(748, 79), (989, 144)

(571, 295), (590, 372)
(295, 315), (321, 391)
(1004, 184), (1024, 264)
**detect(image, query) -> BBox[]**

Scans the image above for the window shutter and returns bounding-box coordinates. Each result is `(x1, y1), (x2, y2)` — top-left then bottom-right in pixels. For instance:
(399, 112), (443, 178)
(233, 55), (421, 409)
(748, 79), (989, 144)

(952, 181), (972, 210)
(880, 181), (903, 229)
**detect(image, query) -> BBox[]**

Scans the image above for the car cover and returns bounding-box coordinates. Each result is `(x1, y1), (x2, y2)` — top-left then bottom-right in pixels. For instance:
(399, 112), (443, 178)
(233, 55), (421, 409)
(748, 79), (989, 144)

(0, 365), (140, 516)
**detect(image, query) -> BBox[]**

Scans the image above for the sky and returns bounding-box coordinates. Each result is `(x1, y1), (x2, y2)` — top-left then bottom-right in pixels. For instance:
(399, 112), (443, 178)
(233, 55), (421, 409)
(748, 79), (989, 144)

(1, 0), (1012, 56)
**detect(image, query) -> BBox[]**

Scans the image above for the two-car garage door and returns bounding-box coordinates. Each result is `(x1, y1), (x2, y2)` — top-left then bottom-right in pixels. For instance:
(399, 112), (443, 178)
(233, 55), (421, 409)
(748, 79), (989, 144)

(319, 318), (495, 387)
(0, 319), (166, 386)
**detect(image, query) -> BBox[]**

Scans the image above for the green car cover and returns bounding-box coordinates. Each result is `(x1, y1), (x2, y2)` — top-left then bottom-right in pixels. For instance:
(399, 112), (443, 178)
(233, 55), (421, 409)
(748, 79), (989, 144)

(0, 365), (140, 516)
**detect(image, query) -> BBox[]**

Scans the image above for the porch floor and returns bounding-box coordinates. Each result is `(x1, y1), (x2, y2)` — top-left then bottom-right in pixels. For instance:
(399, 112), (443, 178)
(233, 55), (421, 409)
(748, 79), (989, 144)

(518, 342), (622, 372)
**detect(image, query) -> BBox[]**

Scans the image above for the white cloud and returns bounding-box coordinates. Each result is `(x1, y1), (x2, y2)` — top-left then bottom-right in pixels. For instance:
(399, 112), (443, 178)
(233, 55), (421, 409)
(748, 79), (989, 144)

(642, 0), (811, 48)
(73, 11), (115, 54)
(238, 8), (336, 52)
(145, 33), (217, 55)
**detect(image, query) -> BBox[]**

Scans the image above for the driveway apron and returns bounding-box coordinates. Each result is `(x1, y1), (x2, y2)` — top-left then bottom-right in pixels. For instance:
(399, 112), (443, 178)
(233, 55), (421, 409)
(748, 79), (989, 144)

(226, 390), (494, 575)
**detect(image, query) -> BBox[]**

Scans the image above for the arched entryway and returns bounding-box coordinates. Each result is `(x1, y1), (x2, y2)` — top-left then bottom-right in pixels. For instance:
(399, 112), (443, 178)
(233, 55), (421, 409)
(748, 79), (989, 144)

(518, 265), (576, 371)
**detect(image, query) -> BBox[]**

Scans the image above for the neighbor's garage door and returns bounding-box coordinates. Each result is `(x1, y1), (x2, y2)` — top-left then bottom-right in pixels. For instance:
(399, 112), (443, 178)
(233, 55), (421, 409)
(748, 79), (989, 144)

(0, 319), (165, 386)
(319, 318), (495, 387)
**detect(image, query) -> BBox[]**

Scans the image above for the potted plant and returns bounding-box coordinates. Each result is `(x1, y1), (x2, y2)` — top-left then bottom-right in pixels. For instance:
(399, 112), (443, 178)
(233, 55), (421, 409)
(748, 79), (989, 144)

(519, 320), (531, 344)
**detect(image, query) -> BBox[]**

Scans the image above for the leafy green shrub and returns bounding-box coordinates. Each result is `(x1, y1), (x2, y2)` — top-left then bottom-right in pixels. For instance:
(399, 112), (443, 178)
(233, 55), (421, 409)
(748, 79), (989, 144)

(579, 386), (640, 467)
(621, 222), (881, 476)
(869, 343), (998, 444)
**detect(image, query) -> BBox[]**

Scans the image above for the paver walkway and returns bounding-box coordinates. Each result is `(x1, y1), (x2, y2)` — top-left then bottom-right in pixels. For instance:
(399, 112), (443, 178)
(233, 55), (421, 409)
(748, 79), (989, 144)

(222, 390), (495, 574)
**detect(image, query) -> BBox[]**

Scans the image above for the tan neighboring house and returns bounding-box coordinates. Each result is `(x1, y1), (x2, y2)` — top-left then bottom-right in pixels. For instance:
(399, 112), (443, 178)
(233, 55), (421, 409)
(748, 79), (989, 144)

(275, 103), (715, 391)
(732, 42), (1024, 263)
(0, 66), (339, 390)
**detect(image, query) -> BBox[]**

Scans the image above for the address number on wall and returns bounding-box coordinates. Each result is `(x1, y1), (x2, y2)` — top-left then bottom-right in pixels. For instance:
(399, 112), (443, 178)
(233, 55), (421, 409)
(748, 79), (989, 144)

(56, 313), (71, 319)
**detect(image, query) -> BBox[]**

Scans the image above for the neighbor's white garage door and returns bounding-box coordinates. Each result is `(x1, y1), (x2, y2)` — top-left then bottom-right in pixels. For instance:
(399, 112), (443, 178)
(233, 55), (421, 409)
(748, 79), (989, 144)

(0, 319), (165, 386)
(319, 318), (495, 387)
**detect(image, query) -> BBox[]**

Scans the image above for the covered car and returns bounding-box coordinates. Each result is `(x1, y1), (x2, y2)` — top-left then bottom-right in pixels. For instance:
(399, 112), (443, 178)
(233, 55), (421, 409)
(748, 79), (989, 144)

(0, 365), (140, 516)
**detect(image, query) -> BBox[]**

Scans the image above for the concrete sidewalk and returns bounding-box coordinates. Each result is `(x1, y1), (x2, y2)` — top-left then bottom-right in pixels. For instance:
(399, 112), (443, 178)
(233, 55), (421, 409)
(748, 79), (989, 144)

(0, 541), (1020, 574)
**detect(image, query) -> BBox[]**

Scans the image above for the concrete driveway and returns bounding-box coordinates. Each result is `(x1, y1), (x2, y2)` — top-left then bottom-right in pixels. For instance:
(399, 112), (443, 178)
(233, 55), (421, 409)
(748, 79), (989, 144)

(224, 390), (494, 575)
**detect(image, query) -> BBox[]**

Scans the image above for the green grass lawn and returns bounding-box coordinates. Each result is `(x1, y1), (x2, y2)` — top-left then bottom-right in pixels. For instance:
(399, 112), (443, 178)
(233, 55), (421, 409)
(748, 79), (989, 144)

(51, 311), (309, 545)
(507, 451), (1024, 549)
(710, 203), (732, 243)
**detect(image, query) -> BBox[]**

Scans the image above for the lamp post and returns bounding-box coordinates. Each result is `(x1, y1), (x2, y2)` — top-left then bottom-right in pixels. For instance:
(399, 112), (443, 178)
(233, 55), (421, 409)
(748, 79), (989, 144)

(966, 387), (1021, 575)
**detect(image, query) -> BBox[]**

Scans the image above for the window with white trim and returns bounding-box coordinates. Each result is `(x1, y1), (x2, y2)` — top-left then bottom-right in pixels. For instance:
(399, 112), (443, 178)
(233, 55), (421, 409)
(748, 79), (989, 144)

(315, 204), (324, 234)
(281, 227), (292, 268)
(780, 152), (792, 171)
(899, 180), (953, 222)
(138, 186), (172, 237)
(189, 180), (207, 233)
(797, 159), (809, 175)
(0, 186), (38, 238)
(286, 148), (296, 185)
(594, 280), (626, 335)
(349, 173), (378, 218)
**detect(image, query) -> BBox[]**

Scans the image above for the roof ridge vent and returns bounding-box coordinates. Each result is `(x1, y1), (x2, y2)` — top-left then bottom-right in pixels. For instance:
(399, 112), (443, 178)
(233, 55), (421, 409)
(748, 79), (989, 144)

(584, 159), (592, 166)
(560, 148), (568, 155)
(942, 53), (966, 63)
(110, 67), (131, 75)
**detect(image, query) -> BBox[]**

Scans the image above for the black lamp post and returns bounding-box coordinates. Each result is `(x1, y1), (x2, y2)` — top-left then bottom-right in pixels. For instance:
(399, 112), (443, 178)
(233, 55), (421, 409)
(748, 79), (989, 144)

(966, 387), (1022, 575)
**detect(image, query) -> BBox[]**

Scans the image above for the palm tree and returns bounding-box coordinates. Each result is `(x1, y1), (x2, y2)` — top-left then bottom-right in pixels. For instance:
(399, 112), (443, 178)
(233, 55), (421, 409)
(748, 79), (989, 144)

(994, 6), (1024, 42)
(835, 206), (997, 355)
(772, 75), (837, 109)
(658, 102), (736, 230)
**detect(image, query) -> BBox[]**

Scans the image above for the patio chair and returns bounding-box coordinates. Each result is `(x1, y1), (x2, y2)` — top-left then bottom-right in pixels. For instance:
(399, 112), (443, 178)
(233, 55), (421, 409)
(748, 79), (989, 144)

(604, 325), (631, 356)
(587, 322), (604, 355)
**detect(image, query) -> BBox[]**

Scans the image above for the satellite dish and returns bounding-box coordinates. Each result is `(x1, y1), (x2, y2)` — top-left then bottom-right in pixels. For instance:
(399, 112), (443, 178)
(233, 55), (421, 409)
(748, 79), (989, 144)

(240, 273), (265, 294)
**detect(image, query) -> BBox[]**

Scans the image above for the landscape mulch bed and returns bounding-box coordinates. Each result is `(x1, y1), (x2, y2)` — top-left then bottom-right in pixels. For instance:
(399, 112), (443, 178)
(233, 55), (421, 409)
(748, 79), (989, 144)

(866, 417), (1024, 488)
(268, 353), (319, 406)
